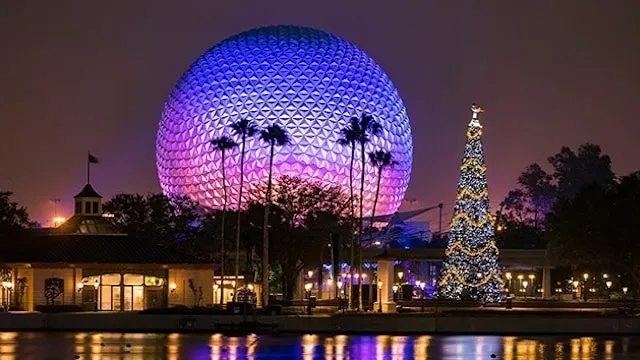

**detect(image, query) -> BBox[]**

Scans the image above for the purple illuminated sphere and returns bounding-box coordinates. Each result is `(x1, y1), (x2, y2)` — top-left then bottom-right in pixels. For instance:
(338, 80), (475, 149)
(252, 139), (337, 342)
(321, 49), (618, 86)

(156, 25), (413, 216)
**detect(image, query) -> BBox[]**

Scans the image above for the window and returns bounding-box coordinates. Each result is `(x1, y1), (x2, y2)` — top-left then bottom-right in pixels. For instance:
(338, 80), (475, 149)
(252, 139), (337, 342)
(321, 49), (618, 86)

(144, 276), (165, 287)
(100, 274), (121, 285)
(84, 201), (91, 214)
(123, 274), (143, 286)
(92, 202), (99, 214)
(75, 201), (82, 214)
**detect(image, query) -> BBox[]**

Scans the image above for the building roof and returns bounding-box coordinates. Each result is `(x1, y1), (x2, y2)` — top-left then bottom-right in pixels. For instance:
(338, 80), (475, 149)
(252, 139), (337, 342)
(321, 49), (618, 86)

(74, 184), (102, 198)
(52, 215), (120, 235)
(0, 233), (212, 265)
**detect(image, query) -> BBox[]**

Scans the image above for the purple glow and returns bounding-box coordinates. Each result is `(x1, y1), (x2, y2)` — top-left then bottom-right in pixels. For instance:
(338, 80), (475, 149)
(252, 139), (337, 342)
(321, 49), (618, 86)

(156, 25), (413, 216)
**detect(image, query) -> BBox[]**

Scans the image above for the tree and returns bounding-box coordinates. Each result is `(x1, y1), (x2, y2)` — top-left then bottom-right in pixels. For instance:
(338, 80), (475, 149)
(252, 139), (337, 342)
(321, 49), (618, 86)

(0, 191), (30, 239)
(337, 116), (360, 307)
(230, 119), (259, 294)
(211, 135), (238, 303)
(254, 175), (349, 299)
(502, 143), (614, 230)
(367, 150), (398, 242)
(546, 173), (640, 296)
(438, 104), (505, 302)
(258, 124), (290, 307)
(548, 143), (614, 199)
(44, 278), (64, 305)
(103, 193), (205, 255)
(353, 113), (382, 310)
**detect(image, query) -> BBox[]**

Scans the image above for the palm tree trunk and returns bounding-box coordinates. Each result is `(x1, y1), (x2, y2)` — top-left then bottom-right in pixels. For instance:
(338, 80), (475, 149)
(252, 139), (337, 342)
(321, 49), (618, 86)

(235, 134), (246, 298)
(348, 144), (356, 309)
(262, 143), (275, 308)
(358, 141), (366, 311)
(220, 150), (227, 305)
(370, 166), (382, 244)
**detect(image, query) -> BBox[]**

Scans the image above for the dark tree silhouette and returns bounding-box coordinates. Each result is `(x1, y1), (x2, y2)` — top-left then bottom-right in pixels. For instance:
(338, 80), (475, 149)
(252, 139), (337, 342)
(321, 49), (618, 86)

(103, 193), (204, 254)
(0, 191), (30, 239)
(211, 135), (238, 303)
(44, 278), (64, 305)
(546, 173), (640, 296)
(229, 119), (259, 291)
(258, 124), (290, 307)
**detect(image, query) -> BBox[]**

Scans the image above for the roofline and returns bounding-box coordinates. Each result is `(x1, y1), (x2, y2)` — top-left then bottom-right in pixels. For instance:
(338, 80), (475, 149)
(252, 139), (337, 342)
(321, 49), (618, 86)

(1, 262), (217, 269)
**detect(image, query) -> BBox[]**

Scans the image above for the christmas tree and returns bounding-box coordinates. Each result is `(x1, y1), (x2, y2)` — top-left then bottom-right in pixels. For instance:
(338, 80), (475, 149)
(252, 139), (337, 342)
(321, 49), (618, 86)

(438, 104), (506, 303)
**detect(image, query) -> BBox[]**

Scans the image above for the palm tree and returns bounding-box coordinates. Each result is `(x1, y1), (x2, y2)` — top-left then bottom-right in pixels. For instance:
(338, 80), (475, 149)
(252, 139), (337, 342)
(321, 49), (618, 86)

(355, 113), (382, 310)
(211, 135), (238, 305)
(368, 150), (398, 243)
(230, 119), (259, 296)
(259, 124), (291, 307)
(337, 117), (360, 308)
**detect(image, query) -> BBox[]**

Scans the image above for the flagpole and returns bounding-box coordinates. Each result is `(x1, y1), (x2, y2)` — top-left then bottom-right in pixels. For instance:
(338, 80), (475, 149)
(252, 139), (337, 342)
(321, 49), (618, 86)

(87, 152), (90, 184)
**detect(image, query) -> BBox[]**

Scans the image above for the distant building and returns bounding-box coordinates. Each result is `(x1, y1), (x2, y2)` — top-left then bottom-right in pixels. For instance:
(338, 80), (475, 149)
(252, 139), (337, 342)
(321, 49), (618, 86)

(0, 183), (256, 311)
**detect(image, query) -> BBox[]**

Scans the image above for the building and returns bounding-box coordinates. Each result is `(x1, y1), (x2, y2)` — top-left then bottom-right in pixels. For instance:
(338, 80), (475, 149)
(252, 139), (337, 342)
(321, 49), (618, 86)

(0, 184), (228, 311)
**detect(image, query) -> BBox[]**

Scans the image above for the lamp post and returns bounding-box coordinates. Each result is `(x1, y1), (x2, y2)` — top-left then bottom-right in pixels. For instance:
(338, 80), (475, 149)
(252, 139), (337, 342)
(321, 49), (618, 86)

(337, 279), (344, 313)
(505, 272), (512, 294)
(93, 280), (100, 311)
(304, 282), (313, 315)
(392, 285), (398, 302)
(418, 281), (426, 312)
(583, 273), (589, 301)
(528, 274), (536, 297)
(605, 280), (612, 299)
(517, 274), (524, 295)
(396, 271), (404, 301)
(377, 281), (383, 312)
(522, 280), (529, 297)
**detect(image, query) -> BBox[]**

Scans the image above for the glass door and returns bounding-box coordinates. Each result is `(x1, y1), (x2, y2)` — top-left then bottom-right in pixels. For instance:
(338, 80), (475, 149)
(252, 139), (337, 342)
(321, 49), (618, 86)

(123, 285), (144, 311)
(112, 286), (121, 311)
(132, 286), (144, 310)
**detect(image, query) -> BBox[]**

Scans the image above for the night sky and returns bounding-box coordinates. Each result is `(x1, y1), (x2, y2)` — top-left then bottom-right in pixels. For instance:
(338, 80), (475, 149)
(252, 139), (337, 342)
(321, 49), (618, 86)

(1, 1), (638, 226)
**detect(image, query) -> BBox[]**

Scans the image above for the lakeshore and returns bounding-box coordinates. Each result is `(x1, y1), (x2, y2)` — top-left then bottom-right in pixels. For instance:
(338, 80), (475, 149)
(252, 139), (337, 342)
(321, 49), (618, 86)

(1, 309), (640, 335)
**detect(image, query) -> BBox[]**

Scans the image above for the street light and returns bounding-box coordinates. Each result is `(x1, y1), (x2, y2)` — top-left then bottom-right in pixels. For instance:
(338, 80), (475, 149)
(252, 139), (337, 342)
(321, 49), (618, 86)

(304, 282), (313, 315)
(93, 280), (100, 311)
(583, 273), (589, 281)
(397, 272), (404, 282)
(606, 281), (612, 289)
(418, 281), (426, 312)
(623, 287), (629, 295)
(307, 270), (314, 279)
(337, 280), (345, 313)
(377, 281), (383, 312)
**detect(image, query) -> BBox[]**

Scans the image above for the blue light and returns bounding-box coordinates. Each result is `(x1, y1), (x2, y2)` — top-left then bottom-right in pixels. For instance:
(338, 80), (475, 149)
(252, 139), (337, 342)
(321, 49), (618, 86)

(157, 25), (413, 216)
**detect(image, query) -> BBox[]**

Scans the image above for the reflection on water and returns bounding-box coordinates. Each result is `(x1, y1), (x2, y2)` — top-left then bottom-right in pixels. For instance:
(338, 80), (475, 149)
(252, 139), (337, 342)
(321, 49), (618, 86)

(0, 331), (637, 359)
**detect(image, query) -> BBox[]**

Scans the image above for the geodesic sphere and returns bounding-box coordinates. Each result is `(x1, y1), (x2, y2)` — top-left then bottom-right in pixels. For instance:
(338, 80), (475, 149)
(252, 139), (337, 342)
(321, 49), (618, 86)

(156, 25), (413, 216)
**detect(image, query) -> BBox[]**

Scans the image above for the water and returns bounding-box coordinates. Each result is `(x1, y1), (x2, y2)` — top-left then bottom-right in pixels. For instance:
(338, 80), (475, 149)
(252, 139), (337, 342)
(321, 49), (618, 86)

(0, 332), (638, 359)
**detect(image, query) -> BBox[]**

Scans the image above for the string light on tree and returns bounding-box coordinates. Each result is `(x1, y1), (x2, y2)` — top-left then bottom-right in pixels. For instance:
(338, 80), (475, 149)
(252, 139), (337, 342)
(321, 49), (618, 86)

(438, 104), (506, 303)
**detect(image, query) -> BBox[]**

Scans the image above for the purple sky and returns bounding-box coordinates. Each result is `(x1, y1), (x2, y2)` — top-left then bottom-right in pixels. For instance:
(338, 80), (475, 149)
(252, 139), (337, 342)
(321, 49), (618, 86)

(1, 1), (638, 226)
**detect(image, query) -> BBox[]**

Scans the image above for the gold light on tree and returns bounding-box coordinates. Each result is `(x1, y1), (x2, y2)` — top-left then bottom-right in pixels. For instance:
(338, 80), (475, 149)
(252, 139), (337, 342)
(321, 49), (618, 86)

(438, 104), (506, 302)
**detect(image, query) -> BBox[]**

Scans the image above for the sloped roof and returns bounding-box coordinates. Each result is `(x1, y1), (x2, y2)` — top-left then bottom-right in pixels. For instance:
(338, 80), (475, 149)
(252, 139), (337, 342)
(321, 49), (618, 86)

(74, 184), (102, 198)
(367, 207), (438, 225)
(52, 215), (120, 235)
(0, 233), (211, 265)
